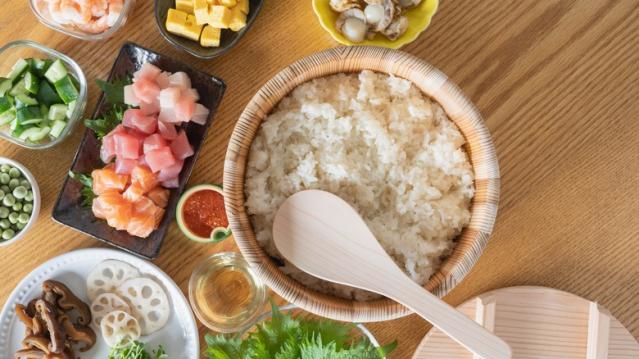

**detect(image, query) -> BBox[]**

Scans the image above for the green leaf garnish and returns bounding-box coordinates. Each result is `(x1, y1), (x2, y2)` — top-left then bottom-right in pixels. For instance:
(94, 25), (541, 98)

(68, 171), (95, 208)
(107, 341), (167, 359)
(84, 104), (125, 139)
(205, 303), (397, 359)
(97, 75), (132, 105)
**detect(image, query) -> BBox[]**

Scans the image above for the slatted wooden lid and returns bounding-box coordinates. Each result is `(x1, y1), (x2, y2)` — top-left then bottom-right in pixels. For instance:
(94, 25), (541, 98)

(414, 286), (639, 358)
(223, 46), (500, 322)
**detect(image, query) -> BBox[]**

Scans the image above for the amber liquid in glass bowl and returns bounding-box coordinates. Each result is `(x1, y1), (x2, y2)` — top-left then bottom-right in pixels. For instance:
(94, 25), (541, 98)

(189, 252), (266, 333)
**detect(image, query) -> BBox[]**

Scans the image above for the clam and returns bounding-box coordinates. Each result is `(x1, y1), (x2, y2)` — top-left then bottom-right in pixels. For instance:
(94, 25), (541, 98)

(382, 15), (409, 40)
(330, 0), (362, 12)
(336, 9), (368, 43)
(398, 0), (422, 8)
(364, 0), (396, 32)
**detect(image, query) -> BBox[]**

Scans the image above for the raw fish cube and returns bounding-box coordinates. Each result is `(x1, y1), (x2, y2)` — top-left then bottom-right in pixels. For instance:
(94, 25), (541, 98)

(175, 97), (195, 122)
(131, 165), (159, 192)
(183, 88), (200, 102)
(159, 107), (179, 123)
(191, 103), (209, 125)
(161, 177), (180, 189)
(114, 132), (141, 159)
(123, 182), (145, 202)
(123, 109), (158, 134)
(158, 121), (179, 140)
(147, 187), (170, 208)
(157, 72), (171, 89)
(159, 87), (181, 108)
(101, 135), (116, 163)
(115, 157), (138, 175)
(158, 159), (183, 181)
(170, 131), (194, 160)
(168, 72), (191, 89)
(144, 133), (168, 153)
(132, 78), (161, 104)
(124, 85), (139, 106)
(139, 99), (160, 115)
(145, 146), (177, 173)
(134, 63), (162, 81)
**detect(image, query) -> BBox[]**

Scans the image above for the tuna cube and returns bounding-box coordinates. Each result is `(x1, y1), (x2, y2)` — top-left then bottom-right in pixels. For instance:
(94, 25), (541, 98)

(145, 146), (177, 173)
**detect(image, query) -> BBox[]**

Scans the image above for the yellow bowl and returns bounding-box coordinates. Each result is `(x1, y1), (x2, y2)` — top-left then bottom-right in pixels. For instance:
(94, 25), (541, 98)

(312, 0), (439, 49)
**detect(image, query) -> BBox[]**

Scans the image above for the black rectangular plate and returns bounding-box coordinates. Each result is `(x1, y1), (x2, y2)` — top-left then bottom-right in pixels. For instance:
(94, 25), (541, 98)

(52, 42), (226, 259)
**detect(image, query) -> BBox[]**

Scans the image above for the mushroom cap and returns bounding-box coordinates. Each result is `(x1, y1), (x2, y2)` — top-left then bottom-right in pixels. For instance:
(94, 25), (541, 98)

(330, 0), (362, 12)
(34, 300), (64, 354)
(42, 280), (92, 326)
(21, 336), (51, 354)
(59, 315), (96, 352)
(14, 348), (46, 359)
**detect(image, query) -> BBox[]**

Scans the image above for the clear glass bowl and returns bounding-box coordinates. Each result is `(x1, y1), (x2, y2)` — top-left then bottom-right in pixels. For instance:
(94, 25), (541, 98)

(189, 252), (267, 333)
(29, 0), (136, 41)
(0, 40), (87, 149)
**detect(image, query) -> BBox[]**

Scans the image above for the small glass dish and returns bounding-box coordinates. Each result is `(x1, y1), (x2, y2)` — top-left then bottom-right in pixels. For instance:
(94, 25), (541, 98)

(189, 252), (267, 333)
(0, 40), (87, 149)
(28, 0), (136, 41)
(0, 157), (41, 247)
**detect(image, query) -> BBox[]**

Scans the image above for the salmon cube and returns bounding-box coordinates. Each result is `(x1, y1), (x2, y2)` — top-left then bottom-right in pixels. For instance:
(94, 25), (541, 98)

(131, 165), (159, 192)
(123, 182), (145, 202)
(145, 147), (177, 173)
(147, 187), (170, 208)
(92, 167), (128, 195)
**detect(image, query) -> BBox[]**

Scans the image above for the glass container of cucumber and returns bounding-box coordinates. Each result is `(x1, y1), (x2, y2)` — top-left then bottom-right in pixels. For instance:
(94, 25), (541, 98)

(0, 40), (87, 149)
(0, 157), (40, 247)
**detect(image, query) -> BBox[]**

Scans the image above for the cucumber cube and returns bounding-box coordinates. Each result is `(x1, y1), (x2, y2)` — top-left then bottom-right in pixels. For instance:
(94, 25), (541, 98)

(0, 78), (12, 97)
(0, 96), (13, 114)
(0, 109), (15, 125)
(8, 59), (29, 82)
(14, 94), (38, 109)
(9, 81), (27, 97)
(36, 80), (61, 106)
(44, 59), (68, 84)
(48, 104), (67, 121)
(66, 100), (77, 118)
(32, 59), (53, 78)
(16, 106), (43, 123)
(50, 120), (66, 138)
(54, 76), (78, 104)
(24, 72), (40, 95)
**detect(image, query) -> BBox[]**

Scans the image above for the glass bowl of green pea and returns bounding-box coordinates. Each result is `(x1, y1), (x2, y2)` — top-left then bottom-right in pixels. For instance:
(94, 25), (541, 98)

(0, 157), (40, 246)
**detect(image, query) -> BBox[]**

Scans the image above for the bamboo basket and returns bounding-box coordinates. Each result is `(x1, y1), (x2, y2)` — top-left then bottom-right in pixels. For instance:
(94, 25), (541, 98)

(223, 46), (500, 322)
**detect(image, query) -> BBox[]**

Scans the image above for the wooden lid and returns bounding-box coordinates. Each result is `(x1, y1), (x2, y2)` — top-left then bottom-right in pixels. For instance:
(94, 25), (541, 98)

(413, 286), (639, 358)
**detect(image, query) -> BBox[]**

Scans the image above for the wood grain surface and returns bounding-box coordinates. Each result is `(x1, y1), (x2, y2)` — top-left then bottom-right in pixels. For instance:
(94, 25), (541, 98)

(0, 1), (637, 358)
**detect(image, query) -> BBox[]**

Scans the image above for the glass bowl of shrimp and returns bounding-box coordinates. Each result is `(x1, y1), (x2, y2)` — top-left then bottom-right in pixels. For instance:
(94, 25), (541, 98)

(29, 0), (136, 41)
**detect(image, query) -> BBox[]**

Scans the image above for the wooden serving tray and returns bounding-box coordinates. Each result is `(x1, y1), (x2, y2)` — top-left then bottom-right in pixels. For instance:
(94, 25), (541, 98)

(413, 286), (639, 359)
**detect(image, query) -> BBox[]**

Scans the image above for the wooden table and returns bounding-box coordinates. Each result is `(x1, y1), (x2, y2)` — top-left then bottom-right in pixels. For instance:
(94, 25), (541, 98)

(1, 1), (637, 357)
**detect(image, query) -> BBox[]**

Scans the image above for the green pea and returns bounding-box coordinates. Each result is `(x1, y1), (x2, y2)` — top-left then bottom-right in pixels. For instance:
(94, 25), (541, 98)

(12, 202), (22, 211)
(15, 222), (25, 230)
(0, 185), (9, 193)
(2, 194), (15, 207)
(8, 212), (18, 224)
(8, 178), (19, 190)
(0, 219), (9, 229)
(8, 167), (21, 178)
(17, 213), (29, 224)
(0, 173), (10, 184)
(0, 207), (8, 219)
(0, 190), (4, 201)
(23, 203), (32, 213)
(20, 180), (31, 189)
(0, 164), (10, 173)
(13, 186), (27, 200)
(24, 191), (33, 202)
(2, 229), (15, 240)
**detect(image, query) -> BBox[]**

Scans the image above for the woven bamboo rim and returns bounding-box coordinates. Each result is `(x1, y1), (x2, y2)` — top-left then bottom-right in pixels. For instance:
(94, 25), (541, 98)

(223, 46), (500, 322)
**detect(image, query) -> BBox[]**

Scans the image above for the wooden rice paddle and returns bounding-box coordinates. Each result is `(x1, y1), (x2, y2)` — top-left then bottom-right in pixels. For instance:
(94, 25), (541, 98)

(273, 190), (512, 359)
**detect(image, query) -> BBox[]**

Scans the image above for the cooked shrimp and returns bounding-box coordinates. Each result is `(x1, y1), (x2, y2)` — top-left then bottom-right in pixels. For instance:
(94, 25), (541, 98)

(76, 15), (110, 33)
(44, 0), (71, 25)
(106, 0), (123, 26)
(91, 0), (109, 17)
(60, 0), (91, 24)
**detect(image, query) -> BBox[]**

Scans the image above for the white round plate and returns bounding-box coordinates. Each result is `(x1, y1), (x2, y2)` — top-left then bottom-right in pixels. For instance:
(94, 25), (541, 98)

(0, 248), (199, 359)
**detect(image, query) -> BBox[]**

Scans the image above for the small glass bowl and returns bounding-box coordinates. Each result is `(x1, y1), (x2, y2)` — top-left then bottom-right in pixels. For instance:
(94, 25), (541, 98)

(29, 0), (136, 41)
(0, 40), (87, 149)
(0, 157), (41, 247)
(189, 252), (267, 333)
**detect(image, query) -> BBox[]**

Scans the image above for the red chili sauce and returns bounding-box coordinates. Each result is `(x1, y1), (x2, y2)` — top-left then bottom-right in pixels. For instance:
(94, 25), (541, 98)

(182, 190), (228, 238)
